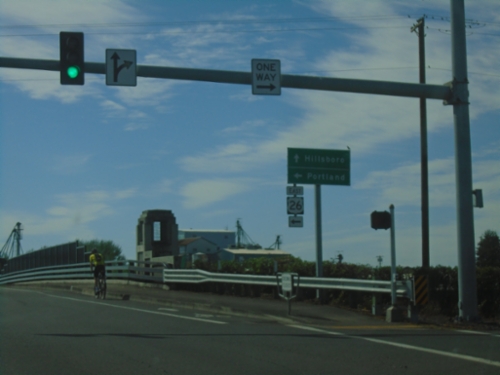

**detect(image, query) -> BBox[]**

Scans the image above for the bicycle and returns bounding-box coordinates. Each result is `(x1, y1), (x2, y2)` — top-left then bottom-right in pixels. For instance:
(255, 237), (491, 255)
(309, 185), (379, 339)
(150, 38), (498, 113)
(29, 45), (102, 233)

(95, 271), (107, 299)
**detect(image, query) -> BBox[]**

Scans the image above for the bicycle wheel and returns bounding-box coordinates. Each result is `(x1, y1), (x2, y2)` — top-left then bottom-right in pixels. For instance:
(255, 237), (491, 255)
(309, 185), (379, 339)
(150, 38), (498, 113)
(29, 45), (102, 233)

(100, 278), (106, 299)
(98, 272), (106, 299)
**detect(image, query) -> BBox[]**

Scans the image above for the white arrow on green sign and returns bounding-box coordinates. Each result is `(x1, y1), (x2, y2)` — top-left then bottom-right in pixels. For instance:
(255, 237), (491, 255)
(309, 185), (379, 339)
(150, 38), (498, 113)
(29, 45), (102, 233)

(287, 148), (350, 186)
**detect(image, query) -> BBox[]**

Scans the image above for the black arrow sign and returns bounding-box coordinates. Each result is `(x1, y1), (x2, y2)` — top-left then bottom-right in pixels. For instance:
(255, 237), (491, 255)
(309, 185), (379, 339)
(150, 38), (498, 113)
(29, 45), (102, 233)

(256, 83), (276, 91)
(111, 52), (133, 82)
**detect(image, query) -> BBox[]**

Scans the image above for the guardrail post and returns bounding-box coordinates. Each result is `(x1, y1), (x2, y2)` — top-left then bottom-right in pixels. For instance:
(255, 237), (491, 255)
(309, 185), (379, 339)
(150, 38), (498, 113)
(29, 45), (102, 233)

(372, 294), (383, 316)
(405, 277), (419, 323)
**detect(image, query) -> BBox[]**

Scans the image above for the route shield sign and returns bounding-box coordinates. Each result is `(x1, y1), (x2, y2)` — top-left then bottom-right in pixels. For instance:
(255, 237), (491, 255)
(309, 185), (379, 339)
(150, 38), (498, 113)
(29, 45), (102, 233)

(287, 197), (304, 215)
(288, 148), (350, 186)
(252, 59), (281, 95)
(106, 49), (137, 86)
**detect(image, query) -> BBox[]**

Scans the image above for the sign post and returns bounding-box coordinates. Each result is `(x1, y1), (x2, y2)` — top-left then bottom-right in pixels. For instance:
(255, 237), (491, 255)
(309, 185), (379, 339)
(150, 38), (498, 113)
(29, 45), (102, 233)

(276, 272), (300, 315)
(287, 147), (350, 302)
(315, 184), (323, 300)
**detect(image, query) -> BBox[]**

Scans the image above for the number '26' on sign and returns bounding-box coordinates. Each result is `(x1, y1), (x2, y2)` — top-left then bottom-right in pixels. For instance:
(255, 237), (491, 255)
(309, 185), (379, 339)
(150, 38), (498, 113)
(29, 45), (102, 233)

(287, 197), (304, 215)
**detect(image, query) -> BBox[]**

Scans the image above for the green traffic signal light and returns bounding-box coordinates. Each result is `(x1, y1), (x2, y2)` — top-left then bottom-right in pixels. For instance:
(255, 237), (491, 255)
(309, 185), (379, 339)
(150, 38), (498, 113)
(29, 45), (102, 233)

(60, 32), (84, 85)
(67, 66), (80, 79)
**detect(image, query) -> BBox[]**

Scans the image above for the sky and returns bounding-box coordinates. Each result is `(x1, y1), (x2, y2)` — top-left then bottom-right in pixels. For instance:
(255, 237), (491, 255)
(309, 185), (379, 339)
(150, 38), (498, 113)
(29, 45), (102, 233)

(0, 0), (499, 268)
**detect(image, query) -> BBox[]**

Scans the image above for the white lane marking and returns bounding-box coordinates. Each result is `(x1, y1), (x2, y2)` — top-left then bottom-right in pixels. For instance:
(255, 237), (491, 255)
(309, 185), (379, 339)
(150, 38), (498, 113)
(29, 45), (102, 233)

(455, 329), (500, 339)
(158, 308), (179, 312)
(43, 293), (227, 325)
(195, 313), (214, 318)
(0, 287), (36, 293)
(288, 324), (500, 368)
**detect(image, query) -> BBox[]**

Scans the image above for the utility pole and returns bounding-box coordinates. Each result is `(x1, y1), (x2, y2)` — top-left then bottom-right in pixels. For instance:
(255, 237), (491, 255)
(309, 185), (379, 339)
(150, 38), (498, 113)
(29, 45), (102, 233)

(450, 0), (478, 321)
(411, 17), (430, 268)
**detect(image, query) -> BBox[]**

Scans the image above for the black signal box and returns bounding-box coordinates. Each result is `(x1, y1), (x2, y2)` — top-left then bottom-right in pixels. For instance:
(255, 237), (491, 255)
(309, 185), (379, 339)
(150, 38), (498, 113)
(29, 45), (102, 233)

(371, 211), (391, 230)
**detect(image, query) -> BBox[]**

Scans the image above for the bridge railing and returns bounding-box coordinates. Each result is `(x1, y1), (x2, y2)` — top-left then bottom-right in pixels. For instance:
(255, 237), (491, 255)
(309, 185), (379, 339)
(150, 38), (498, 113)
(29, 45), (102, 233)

(0, 261), (413, 300)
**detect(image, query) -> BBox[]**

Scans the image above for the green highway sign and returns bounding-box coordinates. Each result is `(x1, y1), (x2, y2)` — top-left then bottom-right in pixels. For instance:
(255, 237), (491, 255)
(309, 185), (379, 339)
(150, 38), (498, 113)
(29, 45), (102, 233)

(287, 148), (350, 186)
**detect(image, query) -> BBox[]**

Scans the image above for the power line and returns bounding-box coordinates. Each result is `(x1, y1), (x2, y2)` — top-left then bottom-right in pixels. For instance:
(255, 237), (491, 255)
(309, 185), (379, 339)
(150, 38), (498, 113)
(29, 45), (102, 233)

(0, 15), (411, 30)
(0, 25), (412, 38)
(1, 14), (497, 39)
(3, 12), (496, 31)
(426, 26), (500, 38)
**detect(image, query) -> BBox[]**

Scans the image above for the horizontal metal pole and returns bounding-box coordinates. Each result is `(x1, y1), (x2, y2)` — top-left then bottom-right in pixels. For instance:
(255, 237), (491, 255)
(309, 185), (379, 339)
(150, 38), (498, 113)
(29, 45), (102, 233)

(0, 57), (452, 100)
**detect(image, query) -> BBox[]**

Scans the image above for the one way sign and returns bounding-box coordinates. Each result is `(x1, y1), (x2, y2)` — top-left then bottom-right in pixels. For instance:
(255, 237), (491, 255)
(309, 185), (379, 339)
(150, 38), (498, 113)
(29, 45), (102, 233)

(251, 59), (281, 95)
(106, 49), (137, 86)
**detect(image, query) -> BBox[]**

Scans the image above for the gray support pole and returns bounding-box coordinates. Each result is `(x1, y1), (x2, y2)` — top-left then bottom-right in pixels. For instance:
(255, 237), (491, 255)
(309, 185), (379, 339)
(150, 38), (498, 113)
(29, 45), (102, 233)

(15, 222), (21, 257)
(390, 205), (397, 306)
(450, 0), (478, 321)
(315, 184), (323, 300)
(415, 18), (430, 268)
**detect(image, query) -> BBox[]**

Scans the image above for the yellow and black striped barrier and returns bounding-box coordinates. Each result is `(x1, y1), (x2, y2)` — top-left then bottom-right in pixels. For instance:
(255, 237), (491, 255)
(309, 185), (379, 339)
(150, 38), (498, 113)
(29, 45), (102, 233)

(414, 275), (429, 305)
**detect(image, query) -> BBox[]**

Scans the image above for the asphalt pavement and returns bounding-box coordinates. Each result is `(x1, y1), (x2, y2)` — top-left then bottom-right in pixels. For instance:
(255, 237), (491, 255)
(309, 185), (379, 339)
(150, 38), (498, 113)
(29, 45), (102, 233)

(12, 279), (398, 328)
(3, 282), (500, 374)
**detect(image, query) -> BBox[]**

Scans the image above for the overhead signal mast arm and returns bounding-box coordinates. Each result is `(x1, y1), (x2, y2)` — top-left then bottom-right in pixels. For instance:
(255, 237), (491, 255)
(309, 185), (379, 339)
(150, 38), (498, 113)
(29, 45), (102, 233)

(0, 57), (452, 101)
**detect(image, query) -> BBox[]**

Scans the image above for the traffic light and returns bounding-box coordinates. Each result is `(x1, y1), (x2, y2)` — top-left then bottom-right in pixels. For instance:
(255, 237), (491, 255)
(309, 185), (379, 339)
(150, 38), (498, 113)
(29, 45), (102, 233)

(60, 32), (84, 85)
(371, 211), (391, 230)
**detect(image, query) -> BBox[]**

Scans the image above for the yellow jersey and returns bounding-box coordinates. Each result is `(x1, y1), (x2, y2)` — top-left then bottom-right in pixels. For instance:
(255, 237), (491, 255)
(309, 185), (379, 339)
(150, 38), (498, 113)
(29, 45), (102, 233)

(89, 253), (105, 266)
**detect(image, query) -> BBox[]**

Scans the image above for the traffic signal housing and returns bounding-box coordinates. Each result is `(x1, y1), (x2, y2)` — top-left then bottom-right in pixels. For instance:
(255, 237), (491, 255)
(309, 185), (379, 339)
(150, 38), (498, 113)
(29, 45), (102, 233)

(371, 211), (391, 230)
(60, 32), (84, 85)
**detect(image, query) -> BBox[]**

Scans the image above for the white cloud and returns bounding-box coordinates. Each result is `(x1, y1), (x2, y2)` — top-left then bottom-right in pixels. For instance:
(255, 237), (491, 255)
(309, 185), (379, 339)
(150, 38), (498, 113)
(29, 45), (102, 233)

(150, 179), (174, 196)
(180, 144), (257, 173)
(0, 0), (141, 29)
(101, 100), (126, 112)
(355, 157), (500, 209)
(0, 187), (137, 242)
(50, 153), (92, 174)
(181, 179), (252, 209)
(222, 119), (266, 133)
(124, 122), (149, 131)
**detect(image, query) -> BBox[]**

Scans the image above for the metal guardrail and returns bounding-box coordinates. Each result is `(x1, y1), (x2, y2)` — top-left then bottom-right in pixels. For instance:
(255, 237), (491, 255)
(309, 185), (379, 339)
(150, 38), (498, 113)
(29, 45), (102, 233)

(163, 269), (413, 299)
(0, 260), (166, 285)
(0, 261), (413, 300)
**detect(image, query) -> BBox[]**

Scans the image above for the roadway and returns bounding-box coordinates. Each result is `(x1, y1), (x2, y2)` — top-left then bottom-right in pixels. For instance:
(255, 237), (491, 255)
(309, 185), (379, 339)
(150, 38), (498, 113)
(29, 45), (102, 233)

(1, 285), (500, 374)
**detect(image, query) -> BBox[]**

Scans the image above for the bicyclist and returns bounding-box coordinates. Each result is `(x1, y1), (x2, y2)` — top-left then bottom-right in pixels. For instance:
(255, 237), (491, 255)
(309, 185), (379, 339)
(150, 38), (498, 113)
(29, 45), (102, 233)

(89, 248), (106, 295)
